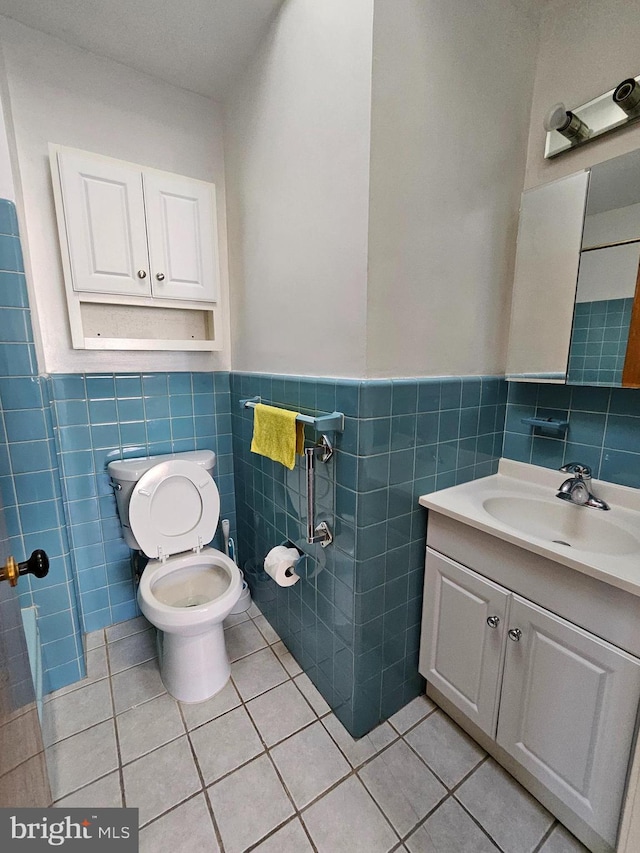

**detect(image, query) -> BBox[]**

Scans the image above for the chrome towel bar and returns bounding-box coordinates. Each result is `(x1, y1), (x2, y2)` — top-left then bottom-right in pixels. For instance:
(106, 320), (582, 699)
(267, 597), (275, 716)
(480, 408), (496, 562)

(239, 396), (344, 433)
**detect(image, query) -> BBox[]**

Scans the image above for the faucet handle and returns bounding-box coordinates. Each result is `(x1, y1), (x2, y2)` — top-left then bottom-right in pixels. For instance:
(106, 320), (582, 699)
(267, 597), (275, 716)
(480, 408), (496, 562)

(559, 462), (592, 479)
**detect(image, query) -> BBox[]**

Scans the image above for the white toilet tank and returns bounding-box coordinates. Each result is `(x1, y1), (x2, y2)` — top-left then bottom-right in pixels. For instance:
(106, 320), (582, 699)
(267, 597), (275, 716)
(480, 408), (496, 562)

(108, 450), (216, 551)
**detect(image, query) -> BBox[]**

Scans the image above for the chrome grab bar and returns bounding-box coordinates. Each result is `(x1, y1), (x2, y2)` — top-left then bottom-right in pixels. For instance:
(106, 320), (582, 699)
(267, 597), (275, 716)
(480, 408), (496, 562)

(305, 436), (333, 548)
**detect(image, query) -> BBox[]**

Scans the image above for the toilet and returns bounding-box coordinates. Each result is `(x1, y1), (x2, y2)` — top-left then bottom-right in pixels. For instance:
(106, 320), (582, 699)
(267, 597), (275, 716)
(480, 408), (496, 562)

(107, 450), (242, 703)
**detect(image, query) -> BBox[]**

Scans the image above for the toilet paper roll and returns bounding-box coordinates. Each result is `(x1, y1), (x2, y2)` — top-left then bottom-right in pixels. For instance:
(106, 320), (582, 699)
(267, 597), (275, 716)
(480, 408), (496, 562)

(264, 545), (300, 587)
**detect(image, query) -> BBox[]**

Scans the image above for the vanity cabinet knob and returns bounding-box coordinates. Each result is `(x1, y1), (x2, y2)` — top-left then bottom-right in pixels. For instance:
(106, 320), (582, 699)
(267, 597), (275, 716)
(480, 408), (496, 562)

(508, 628), (522, 642)
(486, 616), (500, 628)
(156, 272), (165, 281)
(137, 270), (147, 279)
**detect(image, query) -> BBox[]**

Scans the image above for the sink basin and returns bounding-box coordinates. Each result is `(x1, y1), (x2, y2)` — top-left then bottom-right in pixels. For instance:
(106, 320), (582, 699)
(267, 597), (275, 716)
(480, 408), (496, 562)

(482, 496), (640, 556)
(419, 459), (640, 596)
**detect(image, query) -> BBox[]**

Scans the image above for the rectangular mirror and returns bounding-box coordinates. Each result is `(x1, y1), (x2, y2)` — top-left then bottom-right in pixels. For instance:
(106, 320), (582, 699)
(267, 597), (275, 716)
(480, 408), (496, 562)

(506, 147), (640, 388)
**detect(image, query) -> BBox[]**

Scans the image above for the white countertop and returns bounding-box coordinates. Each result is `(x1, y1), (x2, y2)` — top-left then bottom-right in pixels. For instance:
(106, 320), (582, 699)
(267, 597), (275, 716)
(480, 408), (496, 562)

(419, 459), (640, 597)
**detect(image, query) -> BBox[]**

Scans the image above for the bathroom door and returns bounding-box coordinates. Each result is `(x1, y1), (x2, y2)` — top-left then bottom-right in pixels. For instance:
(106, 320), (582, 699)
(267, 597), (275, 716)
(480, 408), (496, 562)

(0, 490), (51, 806)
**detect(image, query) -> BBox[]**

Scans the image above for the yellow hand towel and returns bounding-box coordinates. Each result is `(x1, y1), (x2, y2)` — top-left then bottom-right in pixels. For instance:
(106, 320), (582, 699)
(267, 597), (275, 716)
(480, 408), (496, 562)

(250, 403), (305, 470)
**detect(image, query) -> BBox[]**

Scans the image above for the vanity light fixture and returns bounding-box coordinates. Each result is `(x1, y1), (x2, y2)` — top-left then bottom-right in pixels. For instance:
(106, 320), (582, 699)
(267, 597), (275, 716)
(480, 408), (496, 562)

(544, 73), (640, 158)
(613, 78), (640, 116)
(544, 104), (591, 144)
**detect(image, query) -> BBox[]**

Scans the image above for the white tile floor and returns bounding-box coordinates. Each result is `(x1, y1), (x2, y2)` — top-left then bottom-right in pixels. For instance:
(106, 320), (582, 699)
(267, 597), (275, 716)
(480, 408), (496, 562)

(45, 605), (589, 853)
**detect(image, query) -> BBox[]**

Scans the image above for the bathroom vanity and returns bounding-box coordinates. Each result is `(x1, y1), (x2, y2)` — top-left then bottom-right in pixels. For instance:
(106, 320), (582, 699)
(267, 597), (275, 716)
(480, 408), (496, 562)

(418, 461), (640, 853)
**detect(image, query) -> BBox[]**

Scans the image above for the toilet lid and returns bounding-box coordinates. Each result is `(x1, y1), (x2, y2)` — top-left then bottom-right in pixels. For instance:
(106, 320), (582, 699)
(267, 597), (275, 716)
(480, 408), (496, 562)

(129, 460), (220, 560)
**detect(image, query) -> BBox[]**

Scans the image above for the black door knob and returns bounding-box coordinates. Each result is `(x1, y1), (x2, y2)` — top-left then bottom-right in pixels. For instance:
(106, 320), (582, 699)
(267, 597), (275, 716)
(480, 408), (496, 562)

(18, 550), (49, 580)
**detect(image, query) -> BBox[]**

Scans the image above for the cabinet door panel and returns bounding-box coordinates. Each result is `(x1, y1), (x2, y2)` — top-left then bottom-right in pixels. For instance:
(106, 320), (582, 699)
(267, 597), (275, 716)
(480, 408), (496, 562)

(57, 150), (150, 296)
(144, 172), (218, 302)
(497, 595), (640, 847)
(419, 550), (509, 737)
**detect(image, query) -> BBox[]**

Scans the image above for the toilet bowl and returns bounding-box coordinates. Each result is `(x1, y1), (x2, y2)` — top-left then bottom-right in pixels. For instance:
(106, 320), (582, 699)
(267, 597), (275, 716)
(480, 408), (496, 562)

(108, 450), (242, 703)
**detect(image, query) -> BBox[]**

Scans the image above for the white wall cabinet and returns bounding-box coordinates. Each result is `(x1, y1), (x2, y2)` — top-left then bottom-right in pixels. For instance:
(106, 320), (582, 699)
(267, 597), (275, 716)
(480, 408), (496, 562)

(421, 547), (640, 851)
(51, 144), (222, 351)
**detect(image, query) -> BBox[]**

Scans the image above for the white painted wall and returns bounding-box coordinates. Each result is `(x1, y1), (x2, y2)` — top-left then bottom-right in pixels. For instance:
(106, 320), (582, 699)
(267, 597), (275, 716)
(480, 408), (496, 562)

(0, 18), (230, 373)
(576, 244), (640, 302)
(366, 0), (539, 378)
(582, 203), (640, 249)
(524, 0), (640, 191)
(224, 0), (373, 378)
(0, 83), (14, 200)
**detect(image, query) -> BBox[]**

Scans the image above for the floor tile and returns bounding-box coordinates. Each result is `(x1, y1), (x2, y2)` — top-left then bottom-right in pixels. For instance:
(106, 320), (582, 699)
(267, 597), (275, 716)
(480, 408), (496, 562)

(456, 759), (554, 853)
(252, 818), (313, 852)
(322, 713), (396, 767)
(293, 673), (330, 715)
(108, 629), (157, 674)
(85, 646), (109, 682)
(273, 640), (303, 676)
(231, 647), (288, 701)
(106, 615), (151, 643)
(43, 678), (113, 746)
(225, 620), (268, 662)
(247, 602), (262, 618)
(139, 793), (219, 853)
(46, 719), (119, 801)
(54, 771), (122, 808)
(405, 710), (485, 788)
(123, 735), (201, 826)
(117, 693), (185, 764)
(406, 797), (499, 853)
(179, 678), (241, 730)
(111, 659), (166, 714)
(302, 775), (399, 853)
(224, 611), (250, 629)
(254, 614), (280, 644)
(270, 721), (350, 808)
(208, 754), (294, 853)
(359, 740), (447, 836)
(247, 681), (315, 746)
(539, 824), (589, 853)
(388, 694), (436, 734)
(190, 705), (263, 784)
(85, 629), (105, 650)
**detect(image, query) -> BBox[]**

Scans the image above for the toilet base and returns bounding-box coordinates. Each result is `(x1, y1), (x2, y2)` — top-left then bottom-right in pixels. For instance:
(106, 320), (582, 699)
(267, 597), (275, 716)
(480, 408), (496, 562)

(157, 622), (230, 703)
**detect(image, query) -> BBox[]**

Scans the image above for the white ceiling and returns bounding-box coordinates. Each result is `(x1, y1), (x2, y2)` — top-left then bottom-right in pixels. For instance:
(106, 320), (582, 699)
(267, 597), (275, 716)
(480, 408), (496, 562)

(0, 0), (285, 101)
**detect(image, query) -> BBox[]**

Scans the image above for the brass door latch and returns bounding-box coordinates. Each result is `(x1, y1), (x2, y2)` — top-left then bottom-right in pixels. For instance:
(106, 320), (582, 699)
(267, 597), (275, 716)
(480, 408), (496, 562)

(0, 555), (18, 586)
(0, 550), (49, 587)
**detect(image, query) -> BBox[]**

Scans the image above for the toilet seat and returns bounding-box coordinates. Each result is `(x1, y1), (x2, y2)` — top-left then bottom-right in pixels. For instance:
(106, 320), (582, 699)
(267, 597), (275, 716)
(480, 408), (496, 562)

(129, 459), (220, 560)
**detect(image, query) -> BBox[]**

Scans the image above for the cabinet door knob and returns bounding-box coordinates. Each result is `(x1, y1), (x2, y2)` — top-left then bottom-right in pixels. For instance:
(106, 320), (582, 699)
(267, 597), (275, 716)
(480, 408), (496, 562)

(486, 615), (500, 628)
(508, 628), (522, 642)
(155, 272), (165, 281)
(137, 270), (147, 279)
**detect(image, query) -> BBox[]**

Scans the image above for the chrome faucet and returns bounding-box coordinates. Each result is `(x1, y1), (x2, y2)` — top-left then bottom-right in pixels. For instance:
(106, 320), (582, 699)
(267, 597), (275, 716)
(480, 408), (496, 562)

(556, 463), (610, 510)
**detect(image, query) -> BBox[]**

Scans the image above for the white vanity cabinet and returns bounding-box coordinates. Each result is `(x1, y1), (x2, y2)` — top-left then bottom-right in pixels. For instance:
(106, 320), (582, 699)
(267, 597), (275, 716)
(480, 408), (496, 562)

(50, 144), (222, 351)
(498, 594), (640, 845)
(421, 543), (640, 852)
(421, 551), (509, 736)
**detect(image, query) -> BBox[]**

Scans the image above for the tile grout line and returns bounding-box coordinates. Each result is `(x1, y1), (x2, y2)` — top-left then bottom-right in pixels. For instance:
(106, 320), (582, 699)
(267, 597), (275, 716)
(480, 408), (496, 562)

(103, 633), (126, 812)
(177, 699), (227, 853)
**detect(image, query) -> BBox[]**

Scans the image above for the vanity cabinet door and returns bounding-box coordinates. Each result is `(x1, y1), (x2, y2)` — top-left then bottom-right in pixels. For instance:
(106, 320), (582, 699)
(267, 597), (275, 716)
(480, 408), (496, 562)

(419, 550), (510, 738)
(56, 149), (151, 297)
(143, 171), (218, 303)
(497, 595), (640, 847)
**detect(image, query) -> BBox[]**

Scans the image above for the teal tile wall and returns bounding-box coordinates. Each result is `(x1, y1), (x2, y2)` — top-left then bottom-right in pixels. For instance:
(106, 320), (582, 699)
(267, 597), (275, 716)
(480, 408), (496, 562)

(231, 372), (505, 736)
(567, 298), (634, 386)
(503, 382), (640, 487)
(0, 196), (236, 691)
(50, 372), (235, 632)
(0, 199), (84, 693)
